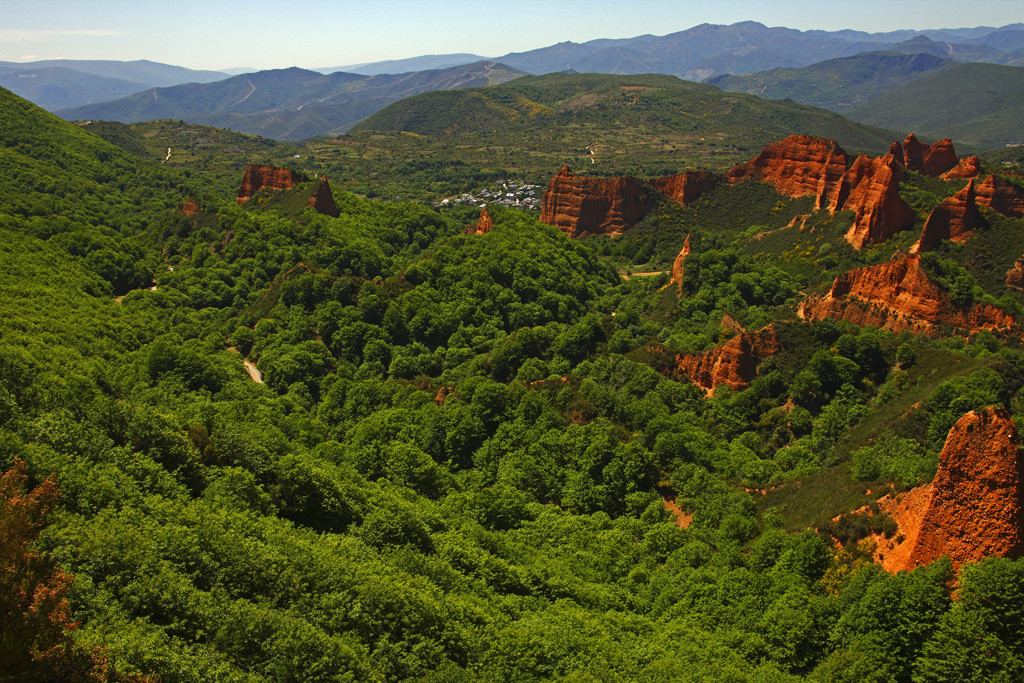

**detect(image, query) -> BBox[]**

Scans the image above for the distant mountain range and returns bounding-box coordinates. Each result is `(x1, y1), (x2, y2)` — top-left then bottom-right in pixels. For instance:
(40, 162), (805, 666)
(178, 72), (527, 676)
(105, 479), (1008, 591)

(708, 51), (955, 112)
(28, 21), (1024, 145)
(315, 22), (1024, 81)
(322, 53), (488, 76)
(486, 21), (1024, 81)
(0, 59), (228, 110)
(58, 61), (526, 141)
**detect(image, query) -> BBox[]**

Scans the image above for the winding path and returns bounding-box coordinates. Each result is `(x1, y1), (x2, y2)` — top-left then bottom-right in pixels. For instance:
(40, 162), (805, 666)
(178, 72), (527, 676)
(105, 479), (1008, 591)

(228, 78), (256, 108)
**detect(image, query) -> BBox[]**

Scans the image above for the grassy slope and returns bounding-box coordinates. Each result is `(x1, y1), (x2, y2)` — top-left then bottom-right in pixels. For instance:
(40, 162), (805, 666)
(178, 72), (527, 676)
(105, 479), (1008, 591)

(80, 119), (300, 197)
(754, 346), (990, 531)
(354, 72), (902, 156)
(846, 62), (1024, 148)
(708, 52), (952, 112)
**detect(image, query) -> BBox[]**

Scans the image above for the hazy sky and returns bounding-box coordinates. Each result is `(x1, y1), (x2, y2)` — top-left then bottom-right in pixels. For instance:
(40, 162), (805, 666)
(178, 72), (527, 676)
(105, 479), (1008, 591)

(3, 0), (1023, 71)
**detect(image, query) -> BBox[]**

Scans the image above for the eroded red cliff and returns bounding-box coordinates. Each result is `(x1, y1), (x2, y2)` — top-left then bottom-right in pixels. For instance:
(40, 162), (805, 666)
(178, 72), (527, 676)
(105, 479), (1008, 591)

(670, 233), (691, 294)
(903, 134), (959, 177)
(467, 207), (494, 235)
(726, 134), (848, 211)
(181, 198), (200, 216)
(877, 407), (1024, 573)
(649, 171), (720, 206)
(941, 156), (982, 180)
(540, 167), (719, 237)
(539, 166), (654, 237)
(838, 153), (916, 249)
(237, 165), (301, 203)
(975, 174), (1024, 218)
(799, 254), (1015, 335)
(726, 135), (913, 249)
(671, 325), (778, 395)
(308, 176), (339, 218)
(913, 180), (981, 253)
(1007, 257), (1024, 291)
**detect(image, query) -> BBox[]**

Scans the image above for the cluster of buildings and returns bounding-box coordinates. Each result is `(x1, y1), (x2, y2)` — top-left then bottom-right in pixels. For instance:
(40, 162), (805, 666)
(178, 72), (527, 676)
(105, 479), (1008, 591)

(434, 180), (541, 210)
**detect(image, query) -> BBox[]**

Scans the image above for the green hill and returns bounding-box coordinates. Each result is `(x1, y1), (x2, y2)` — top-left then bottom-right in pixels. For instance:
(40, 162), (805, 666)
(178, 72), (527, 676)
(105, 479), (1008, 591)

(846, 62), (1024, 148)
(324, 71), (905, 198)
(353, 72), (903, 149)
(708, 52), (952, 112)
(79, 119), (300, 196)
(3, 81), (1024, 682)
(353, 72), (903, 160)
(57, 62), (527, 141)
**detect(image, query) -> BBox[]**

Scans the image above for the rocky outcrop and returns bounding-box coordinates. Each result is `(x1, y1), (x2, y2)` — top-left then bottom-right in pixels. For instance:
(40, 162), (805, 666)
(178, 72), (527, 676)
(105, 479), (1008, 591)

(1007, 257), (1024, 291)
(650, 171), (720, 206)
(903, 134), (959, 177)
(838, 153), (916, 249)
(466, 207), (494, 235)
(308, 176), (339, 217)
(540, 166), (654, 237)
(941, 156), (982, 180)
(878, 407), (1024, 573)
(726, 134), (848, 211)
(902, 134), (927, 175)
(236, 165), (300, 203)
(913, 180), (981, 253)
(799, 254), (1015, 336)
(539, 167), (719, 237)
(726, 135), (913, 249)
(923, 138), (959, 177)
(879, 142), (907, 180)
(975, 174), (1024, 218)
(671, 325), (778, 395)
(670, 233), (691, 294)
(181, 198), (200, 216)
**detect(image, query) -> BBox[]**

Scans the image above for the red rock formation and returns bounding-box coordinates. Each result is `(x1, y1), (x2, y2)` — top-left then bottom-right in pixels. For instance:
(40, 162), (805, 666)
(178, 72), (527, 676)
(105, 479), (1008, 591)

(540, 167), (720, 238)
(879, 142), (907, 181)
(726, 134), (848, 211)
(914, 180), (981, 253)
(1007, 257), (1024, 291)
(466, 207), (494, 235)
(650, 171), (719, 206)
(975, 174), (1024, 218)
(799, 254), (1015, 336)
(672, 325), (778, 395)
(838, 153), (916, 249)
(902, 134), (959, 177)
(236, 165), (300, 203)
(670, 233), (691, 294)
(539, 166), (654, 237)
(181, 198), (200, 216)
(726, 135), (913, 249)
(308, 176), (339, 217)
(941, 155), (982, 180)
(720, 313), (745, 335)
(903, 134), (927, 174)
(923, 138), (959, 177)
(878, 407), (1024, 573)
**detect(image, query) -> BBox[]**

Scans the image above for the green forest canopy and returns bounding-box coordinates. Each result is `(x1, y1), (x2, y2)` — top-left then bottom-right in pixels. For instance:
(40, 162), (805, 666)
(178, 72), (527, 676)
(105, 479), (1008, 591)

(2, 83), (1024, 681)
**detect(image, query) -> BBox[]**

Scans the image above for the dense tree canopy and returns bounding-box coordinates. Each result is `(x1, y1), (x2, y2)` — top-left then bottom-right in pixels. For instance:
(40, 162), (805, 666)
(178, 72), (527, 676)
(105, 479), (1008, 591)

(2, 84), (1024, 681)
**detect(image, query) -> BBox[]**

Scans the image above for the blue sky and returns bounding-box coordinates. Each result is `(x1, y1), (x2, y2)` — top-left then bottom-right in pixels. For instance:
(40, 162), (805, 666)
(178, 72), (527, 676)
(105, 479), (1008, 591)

(2, 0), (1023, 71)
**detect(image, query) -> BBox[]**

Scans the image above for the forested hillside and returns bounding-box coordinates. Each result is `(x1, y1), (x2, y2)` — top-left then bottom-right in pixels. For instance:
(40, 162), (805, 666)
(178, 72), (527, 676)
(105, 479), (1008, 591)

(3, 83), (1024, 682)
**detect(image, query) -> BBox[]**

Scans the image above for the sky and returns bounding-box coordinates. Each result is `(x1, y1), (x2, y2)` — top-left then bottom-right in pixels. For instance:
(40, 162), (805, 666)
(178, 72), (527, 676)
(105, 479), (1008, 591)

(2, 0), (1023, 72)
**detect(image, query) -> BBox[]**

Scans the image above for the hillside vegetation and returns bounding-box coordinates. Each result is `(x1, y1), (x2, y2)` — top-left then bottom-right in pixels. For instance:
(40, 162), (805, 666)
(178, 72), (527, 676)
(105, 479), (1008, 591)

(3, 82), (1024, 682)
(846, 62), (1024, 148)
(57, 62), (526, 141)
(708, 52), (953, 112)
